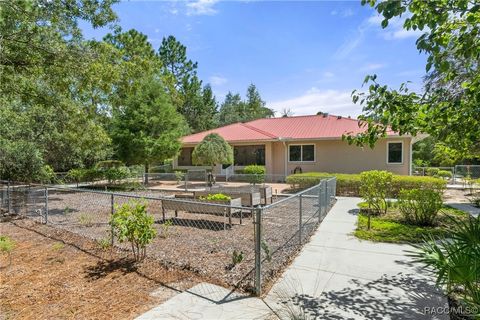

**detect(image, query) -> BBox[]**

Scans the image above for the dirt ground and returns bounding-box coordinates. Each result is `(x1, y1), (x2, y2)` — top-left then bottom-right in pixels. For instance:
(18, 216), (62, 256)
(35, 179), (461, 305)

(0, 219), (203, 320)
(443, 188), (472, 203)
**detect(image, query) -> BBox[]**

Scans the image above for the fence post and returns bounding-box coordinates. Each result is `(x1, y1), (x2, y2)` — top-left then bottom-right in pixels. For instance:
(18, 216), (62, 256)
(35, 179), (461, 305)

(44, 187), (49, 224)
(299, 193), (303, 245)
(184, 172), (188, 192)
(318, 180), (323, 223)
(7, 181), (12, 214)
(254, 207), (262, 296)
(110, 193), (115, 246)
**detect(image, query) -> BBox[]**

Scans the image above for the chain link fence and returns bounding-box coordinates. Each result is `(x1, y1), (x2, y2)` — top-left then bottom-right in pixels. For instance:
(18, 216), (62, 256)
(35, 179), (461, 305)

(0, 177), (336, 295)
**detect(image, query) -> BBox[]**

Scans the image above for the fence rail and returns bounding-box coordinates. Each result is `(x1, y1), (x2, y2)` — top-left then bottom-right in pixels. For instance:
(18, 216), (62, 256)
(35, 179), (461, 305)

(0, 177), (337, 296)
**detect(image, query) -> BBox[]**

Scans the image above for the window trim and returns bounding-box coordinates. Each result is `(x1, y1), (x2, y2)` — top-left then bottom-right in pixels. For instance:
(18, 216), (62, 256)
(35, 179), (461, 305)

(288, 144), (316, 163)
(386, 141), (404, 165)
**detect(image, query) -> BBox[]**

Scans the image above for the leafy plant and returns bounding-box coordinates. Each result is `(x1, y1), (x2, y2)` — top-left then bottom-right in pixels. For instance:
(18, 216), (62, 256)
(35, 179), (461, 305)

(231, 250), (244, 266)
(437, 170), (453, 180)
(78, 213), (93, 226)
(160, 219), (173, 239)
(110, 200), (156, 261)
(52, 242), (65, 251)
(261, 240), (272, 262)
(192, 133), (233, 186)
(243, 165), (266, 185)
(398, 189), (443, 227)
(359, 170), (393, 215)
(411, 216), (480, 317)
(174, 171), (185, 184)
(0, 235), (15, 267)
(200, 193), (232, 201)
(97, 237), (112, 250)
(103, 166), (130, 185)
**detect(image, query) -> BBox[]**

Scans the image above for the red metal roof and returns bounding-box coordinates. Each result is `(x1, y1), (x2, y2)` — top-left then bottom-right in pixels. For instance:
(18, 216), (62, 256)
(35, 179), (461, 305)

(182, 114), (397, 144)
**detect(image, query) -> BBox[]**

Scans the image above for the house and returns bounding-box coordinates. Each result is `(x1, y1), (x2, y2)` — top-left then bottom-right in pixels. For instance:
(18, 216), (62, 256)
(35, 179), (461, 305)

(174, 114), (419, 179)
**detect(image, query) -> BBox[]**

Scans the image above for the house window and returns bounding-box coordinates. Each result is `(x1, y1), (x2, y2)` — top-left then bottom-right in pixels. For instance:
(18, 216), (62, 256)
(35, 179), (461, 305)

(387, 142), (403, 164)
(289, 144), (315, 162)
(234, 145), (265, 166)
(178, 147), (194, 166)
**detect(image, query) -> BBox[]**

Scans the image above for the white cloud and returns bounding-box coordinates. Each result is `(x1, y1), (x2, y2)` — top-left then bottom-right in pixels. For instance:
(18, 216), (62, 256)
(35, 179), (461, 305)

(209, 75), (227, 86)
(331, 8), (354, 18)
(359, 63), (385, 72)
(186, 0), (220, 16)
(267, 88), (362, 118)
(154, 28), (160, 33)
(322, 71), (335, 78)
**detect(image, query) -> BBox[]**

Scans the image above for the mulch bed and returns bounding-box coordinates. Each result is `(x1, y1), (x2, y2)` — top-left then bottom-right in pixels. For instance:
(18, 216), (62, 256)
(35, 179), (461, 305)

(0, 219), (205, 320)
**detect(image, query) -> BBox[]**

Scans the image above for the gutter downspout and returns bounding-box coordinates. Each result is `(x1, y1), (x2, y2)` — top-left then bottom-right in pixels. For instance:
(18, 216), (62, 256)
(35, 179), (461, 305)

(281, 140), (288, 181)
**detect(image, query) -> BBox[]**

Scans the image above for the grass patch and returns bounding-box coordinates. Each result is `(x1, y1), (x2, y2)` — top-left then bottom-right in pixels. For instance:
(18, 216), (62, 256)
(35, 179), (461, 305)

(354, 205), (470, 243)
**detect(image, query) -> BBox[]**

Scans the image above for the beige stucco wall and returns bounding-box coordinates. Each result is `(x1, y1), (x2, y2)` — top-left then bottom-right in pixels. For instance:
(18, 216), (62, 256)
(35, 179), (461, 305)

(270, 137), (411, 176)
(175, 137), (412, 176)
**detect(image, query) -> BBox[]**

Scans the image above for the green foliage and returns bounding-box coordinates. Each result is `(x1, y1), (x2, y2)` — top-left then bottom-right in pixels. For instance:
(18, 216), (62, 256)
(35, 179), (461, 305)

(160, 219), (174, 239)
(0, 236), (15, 255)
(0, 1), (116, 172)
(97, 237), (112, 251)
(216, 85), (275, 126)
(110, 200), (156, 261)
(174, 171), (185, 184)
(426, 168), (440, 177)
(0, 139), (45, 182)
(96, 161), (125, 170)
(286, 171), (446, 198)
(437, 170), (453, 180)
(348, 0), (480, 157)
(192, 133), (234, 169)
(355, 206), (469, 243)
(398, 189), (443, 226)
(360, 170), (393, 215)
(52, 242), (65, 251)
(243, 165), (266, 184)
(111, 76), (188, 174)
(200, 193), (232, 201)
(39, 165), (57, 184)
(411, 216), (480, 315)
(103, 167), (131, 184)
(261, 240), (272, 262)
(78, 213), (94, 227)
(231, 250), (244, 266)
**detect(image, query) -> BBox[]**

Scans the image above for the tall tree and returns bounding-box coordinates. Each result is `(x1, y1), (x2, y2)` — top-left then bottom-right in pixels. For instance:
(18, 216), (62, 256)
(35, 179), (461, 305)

(347, 0), (480, 158)
(158, 35), (218, 132)
(110, 76), (188, 179)
(216, 85), (275, 126)
(0, 0), (118, 174)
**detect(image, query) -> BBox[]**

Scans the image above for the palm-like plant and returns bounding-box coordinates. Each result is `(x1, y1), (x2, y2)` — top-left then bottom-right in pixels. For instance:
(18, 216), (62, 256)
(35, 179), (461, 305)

(411, 216), (480, 317)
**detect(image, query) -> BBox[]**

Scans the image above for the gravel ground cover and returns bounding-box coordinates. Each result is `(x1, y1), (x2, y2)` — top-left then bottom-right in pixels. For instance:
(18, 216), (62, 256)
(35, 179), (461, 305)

(0, 219), (203, 320)
(8, 186), (330, 294)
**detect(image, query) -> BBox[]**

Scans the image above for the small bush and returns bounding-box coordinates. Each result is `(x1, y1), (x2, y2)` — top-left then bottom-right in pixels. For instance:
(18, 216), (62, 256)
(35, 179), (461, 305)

(437, 170), (453, 180)
(243, 165), (266, 184)
(97, 237), (112, 250)
(110, 200), (156, 261)
(174, 171), (185, 183)
(360, 170), (393, 215)
(0, 235), (15, 267)
(103, 166), (130, 184)
(398, 189), (443, 226)
(426, 168), (440, 177)
(200, 193), (232, 201)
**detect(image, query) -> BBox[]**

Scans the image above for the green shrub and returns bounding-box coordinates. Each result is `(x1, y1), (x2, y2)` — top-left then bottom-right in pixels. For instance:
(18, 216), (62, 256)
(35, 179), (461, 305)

(0, 235), (15, 267)
(95, 160), (124, 170)
(103, 166), (130, 184)
(398, 189), (443, 226)
(174, 171), (185, 183)
(426, 167), (440, 177)
(360, 170), (393, 215)
(437, 170), (453, 180)
(200, 193), (232, 201)
(286, 172), (446, 198)
(110, 200), (156, 261)
(243, 165), (266, 184)
(39, 165), (56, 184)
(412, 216), (480, 314)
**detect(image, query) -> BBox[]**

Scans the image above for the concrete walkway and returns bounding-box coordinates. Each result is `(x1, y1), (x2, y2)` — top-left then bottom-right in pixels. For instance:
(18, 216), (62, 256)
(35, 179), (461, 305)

(137, 197), (448, 320)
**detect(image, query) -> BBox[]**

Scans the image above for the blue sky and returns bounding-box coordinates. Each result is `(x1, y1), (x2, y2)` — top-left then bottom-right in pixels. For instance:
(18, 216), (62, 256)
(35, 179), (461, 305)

(81, 0), (428, 117)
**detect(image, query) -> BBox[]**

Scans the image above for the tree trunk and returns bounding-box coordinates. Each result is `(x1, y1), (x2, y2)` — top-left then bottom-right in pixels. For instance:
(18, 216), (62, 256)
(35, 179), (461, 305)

(144, 163), (149, 185)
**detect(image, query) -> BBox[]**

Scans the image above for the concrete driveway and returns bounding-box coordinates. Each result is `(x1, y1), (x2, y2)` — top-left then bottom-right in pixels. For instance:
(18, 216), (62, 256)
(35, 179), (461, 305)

(137, 197), (448, 320)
